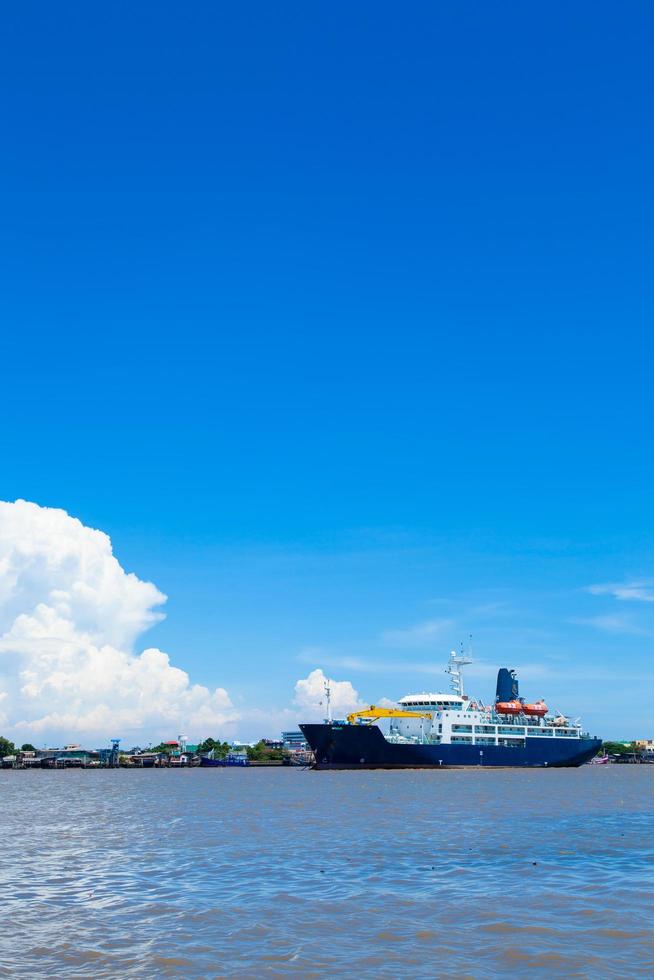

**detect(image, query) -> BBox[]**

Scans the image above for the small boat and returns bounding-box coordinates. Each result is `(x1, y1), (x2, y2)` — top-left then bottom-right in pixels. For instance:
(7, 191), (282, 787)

(200, 753), (249, 767)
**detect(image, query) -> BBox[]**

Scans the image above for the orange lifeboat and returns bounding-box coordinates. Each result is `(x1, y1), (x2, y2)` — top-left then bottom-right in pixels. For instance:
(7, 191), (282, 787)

(522, 700), (548, 717)
(495, 700), (523, 715)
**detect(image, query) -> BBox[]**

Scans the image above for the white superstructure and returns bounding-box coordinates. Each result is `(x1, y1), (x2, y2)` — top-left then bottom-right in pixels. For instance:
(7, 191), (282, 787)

(382, 652), (585, 747)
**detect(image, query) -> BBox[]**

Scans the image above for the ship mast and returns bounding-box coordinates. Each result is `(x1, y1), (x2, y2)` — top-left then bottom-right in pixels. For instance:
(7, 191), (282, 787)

(324, 677), (333, 724)
(446, 647), (473, 697)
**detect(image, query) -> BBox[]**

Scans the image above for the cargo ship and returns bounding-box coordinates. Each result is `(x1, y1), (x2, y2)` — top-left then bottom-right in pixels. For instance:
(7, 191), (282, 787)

(300, 652), (601, 769)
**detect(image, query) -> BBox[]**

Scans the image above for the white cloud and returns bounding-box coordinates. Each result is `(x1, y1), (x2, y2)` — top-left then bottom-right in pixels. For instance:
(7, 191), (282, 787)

(586, 580), (654, 603)
(0, 500), (239, 743)
(375, 696), (397, 708)
(293, 668), (364, 720)
(381, 618), (453, 647)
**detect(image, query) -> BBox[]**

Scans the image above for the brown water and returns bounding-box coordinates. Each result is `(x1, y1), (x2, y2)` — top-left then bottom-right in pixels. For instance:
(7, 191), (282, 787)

(1, 767), (653, 978)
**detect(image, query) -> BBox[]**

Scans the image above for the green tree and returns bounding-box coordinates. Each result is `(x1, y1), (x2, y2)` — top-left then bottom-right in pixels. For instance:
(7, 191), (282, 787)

(151, 742), (173, 754)
(246, 740), (284, 762)
(20, 743), (36, 752)
(602, 741), (633, 756)
(0, 736), (16, 757)
(198, 738), (230, 758)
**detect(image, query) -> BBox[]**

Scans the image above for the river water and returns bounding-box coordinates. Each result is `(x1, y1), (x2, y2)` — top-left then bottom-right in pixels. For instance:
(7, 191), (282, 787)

(1, 766), (653, 978)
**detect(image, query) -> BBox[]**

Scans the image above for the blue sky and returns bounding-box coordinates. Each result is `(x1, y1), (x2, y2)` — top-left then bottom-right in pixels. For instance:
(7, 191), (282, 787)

(1, 2), (653, 739)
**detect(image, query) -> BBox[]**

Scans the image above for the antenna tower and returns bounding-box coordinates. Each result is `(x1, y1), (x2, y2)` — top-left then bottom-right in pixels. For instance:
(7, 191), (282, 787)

(324, 677), (333, 724)
(446, 647), (473, 697)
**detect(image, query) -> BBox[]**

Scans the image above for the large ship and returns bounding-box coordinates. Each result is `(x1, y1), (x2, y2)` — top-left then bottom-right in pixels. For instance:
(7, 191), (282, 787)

(301, 652), (601, 769)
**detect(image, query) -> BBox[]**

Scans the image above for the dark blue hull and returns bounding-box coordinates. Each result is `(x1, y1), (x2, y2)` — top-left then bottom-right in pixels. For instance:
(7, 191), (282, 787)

(300, 723), (602, 769)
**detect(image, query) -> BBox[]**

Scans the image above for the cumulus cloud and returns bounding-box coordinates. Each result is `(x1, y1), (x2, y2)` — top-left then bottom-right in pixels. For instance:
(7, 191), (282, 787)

(0, 500), (239, 743)
(293, 668), (364, 720)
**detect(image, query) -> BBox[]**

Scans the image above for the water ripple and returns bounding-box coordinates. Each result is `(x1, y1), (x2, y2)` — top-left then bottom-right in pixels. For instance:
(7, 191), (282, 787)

(1, 767), (654, 977)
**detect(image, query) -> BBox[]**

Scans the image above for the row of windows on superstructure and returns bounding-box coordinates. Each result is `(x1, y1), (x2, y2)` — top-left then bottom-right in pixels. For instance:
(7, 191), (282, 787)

(403, 701), (463, 708)
(450, 735), (526, 746)
(447, 730), (579, 742)
(448, 724), (580, 737)
(453, 724), (527, 734)
(450, 734), (520, 743)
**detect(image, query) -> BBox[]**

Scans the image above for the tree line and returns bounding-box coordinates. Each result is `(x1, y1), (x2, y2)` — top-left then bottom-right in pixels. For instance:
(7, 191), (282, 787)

(150, 738), (286, 761)
(0, 738), (36, 757)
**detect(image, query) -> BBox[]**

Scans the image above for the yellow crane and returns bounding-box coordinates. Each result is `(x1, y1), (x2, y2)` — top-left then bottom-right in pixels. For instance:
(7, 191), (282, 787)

(346, 705), (434, 725)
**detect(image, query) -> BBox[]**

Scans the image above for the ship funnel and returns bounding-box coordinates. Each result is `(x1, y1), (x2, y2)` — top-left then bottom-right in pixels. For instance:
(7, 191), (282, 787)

(495, 668), (519, 703)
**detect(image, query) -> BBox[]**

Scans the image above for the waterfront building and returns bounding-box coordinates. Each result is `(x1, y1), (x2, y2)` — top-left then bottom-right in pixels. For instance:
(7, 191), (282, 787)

(38, 746), (100, 767)
(282, 731), (308, 751)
